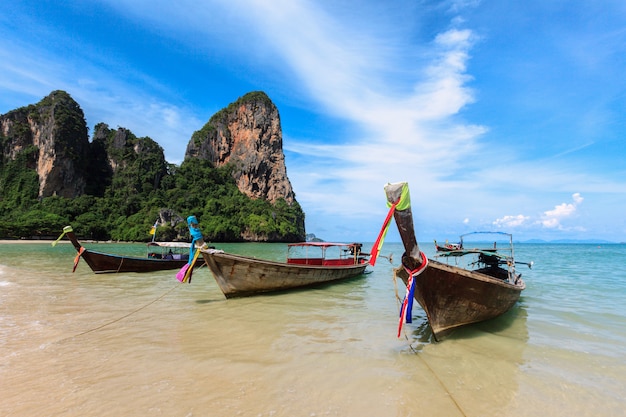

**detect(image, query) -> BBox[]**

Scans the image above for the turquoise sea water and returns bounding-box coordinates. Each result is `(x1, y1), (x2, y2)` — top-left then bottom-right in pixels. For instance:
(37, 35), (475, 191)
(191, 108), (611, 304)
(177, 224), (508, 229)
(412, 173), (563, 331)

(1, 240), (625, 416)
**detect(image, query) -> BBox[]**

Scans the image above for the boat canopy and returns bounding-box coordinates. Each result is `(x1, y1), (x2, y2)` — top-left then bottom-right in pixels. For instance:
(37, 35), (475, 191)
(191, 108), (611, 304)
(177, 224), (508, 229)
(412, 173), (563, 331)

(287, 242), (366, 266)
(147, 242), (195, 248)
(288, 242), (360, 248)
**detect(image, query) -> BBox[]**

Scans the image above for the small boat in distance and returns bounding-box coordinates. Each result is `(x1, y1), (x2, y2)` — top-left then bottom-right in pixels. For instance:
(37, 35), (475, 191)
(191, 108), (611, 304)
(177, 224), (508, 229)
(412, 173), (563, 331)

(59, 226), (205, 274)
(201, 242), (369, 298)
(434, 233), (499, 254)
(380, 182), (530, 341)
(434, 240), (462, 252)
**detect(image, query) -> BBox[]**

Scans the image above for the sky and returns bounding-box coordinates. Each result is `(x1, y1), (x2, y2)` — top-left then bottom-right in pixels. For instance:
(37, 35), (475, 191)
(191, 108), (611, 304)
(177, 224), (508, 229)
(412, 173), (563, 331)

(2, 0), (625, 243)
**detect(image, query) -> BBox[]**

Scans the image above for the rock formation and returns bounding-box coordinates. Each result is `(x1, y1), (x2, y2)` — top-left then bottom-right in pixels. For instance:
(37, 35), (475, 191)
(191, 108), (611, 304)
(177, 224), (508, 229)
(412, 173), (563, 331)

(90, 123), (167, 196)
(0, 90), (90, 198)
(185, 91), (296, 204)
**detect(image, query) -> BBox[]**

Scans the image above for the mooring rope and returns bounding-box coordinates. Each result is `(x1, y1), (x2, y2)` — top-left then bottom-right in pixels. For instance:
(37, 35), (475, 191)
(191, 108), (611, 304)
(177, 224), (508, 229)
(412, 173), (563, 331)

(392, 268), (468, 417)
(58, 284), (180, 343)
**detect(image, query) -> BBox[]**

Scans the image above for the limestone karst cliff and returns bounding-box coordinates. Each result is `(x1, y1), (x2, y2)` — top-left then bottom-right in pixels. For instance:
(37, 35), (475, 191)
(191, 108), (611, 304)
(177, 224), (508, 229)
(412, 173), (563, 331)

(0, 90), (90, 198)
(185, 91), (296, 205)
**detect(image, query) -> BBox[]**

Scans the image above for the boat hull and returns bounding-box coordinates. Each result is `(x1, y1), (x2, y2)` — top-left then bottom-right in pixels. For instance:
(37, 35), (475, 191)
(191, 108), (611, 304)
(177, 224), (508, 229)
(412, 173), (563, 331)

(202, 250), (368, 298)
(396, 258), (525, 340)
(77, 249), (202, 273)
(66, 231), (204, 273)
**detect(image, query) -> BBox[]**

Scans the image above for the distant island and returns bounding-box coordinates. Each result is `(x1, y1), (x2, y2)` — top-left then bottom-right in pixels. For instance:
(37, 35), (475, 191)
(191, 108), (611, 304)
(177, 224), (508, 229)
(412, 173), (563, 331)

(521, 239), (620, 244)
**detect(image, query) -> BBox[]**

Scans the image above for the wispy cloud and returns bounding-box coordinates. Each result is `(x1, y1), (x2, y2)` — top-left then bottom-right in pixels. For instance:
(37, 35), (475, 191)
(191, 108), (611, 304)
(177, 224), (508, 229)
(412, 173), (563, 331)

(237, 2), (487, 216)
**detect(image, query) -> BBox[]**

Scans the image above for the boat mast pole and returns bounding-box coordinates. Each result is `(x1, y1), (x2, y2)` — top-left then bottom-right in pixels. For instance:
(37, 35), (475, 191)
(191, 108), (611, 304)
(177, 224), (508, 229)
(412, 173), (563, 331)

(384, 182), (423, 271)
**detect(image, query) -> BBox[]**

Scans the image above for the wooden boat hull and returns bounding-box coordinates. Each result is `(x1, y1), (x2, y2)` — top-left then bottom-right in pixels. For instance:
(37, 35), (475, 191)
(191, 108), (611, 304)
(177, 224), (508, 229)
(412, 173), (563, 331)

(396, 259), (525, 340)
(76, 250), (196, 273)
(202, 250), (368, 298)
(66, 231), (205, 274)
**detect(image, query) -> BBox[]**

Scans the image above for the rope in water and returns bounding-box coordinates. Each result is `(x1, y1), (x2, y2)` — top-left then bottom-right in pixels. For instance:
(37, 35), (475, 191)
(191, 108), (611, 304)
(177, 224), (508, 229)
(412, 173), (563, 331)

(392, 268), (468, 417)
(57, 284), (179, 343)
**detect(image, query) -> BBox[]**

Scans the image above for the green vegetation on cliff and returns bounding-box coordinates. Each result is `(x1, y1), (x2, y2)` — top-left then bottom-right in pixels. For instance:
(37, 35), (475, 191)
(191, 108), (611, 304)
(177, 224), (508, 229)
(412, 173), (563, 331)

(0, 152), (304, 242)
(0, 93), (305, 242)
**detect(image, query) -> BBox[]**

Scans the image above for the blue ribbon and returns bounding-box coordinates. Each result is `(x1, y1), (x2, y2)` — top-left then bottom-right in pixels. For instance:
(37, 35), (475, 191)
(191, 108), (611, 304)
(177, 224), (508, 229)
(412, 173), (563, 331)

(187, 216), (203, 264)
(405, 278), (416, 323)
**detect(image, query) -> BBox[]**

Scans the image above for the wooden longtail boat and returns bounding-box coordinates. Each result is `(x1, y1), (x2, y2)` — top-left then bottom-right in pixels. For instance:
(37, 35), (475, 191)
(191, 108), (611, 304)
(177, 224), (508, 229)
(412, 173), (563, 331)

(434, 234), (498, 254)
(433, 240), (461, 252)
(61, 226), (205, 274)
(201, 242), (369, 298)
(383, 182), (529, 341)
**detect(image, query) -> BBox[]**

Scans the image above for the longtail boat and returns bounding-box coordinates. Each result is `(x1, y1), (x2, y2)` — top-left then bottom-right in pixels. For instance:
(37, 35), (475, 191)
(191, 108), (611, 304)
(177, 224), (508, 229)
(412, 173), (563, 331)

(433, 240), (461, 252)
(200, 242), (369, 298)
(381, 182), (530, 341)
(58, 226), (205, 274)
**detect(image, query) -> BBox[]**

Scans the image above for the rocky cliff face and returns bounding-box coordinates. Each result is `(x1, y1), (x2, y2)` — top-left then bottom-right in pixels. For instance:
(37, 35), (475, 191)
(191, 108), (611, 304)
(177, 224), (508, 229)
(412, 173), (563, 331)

(185, 91), (296, 204)
(0, 91), (90, 198)
(1, 90), (298, 207)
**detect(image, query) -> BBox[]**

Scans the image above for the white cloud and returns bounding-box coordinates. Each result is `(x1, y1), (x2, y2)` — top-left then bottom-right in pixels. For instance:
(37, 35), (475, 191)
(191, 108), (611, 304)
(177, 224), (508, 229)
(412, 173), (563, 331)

(572, 192), (584, 204)
(493, 214), (530, 228)
(540, 193), (584, 229)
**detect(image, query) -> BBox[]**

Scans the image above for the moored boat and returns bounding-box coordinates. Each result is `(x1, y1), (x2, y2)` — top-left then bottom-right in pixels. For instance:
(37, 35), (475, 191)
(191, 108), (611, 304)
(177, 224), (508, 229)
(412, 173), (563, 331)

(58, 226), (206, 274)
(379, 182), (530, 341)
(433, 240), (461, 252)
(200, 242), (369, 298)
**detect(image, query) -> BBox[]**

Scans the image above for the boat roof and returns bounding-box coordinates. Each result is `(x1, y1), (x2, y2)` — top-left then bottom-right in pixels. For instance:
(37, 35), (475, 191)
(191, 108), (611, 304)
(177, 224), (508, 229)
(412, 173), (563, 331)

(288, 242), (361, 248)
(460, 231), (513, 240)
(147, 242), (193, 248)
(436, 249), (508, 258)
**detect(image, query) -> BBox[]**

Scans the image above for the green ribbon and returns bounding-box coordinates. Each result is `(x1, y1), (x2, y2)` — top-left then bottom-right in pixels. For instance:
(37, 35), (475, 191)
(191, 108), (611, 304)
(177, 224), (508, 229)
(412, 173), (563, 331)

(387, 182), (411, 211)
(51, 226), (73, 247)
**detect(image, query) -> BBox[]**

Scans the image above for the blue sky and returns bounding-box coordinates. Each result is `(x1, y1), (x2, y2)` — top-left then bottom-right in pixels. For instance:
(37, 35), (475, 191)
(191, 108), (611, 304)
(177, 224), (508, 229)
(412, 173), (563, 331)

(2, 0), (625, 243)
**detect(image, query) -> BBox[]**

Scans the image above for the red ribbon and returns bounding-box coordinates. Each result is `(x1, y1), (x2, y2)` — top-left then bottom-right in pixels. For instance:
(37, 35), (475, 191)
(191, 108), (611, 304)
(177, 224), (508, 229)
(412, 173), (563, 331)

(369, 200), (399, 266)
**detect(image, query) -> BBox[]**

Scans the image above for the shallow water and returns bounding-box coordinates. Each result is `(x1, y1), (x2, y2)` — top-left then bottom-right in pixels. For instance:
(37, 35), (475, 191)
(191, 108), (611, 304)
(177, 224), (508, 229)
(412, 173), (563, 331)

(1, 241), (625, 416)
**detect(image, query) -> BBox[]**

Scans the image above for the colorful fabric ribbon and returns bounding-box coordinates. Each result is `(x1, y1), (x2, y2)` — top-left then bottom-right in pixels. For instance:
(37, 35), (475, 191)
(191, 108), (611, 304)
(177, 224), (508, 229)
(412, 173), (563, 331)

(72, 247), (85, 272)
(398, 251), (429, 337)
(51, 226), (73, 247)
(149, 220), (158, 237)
(187, 215), (203, 266)
(176, 215), (204, 284)
(369, 183), (411, 266)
